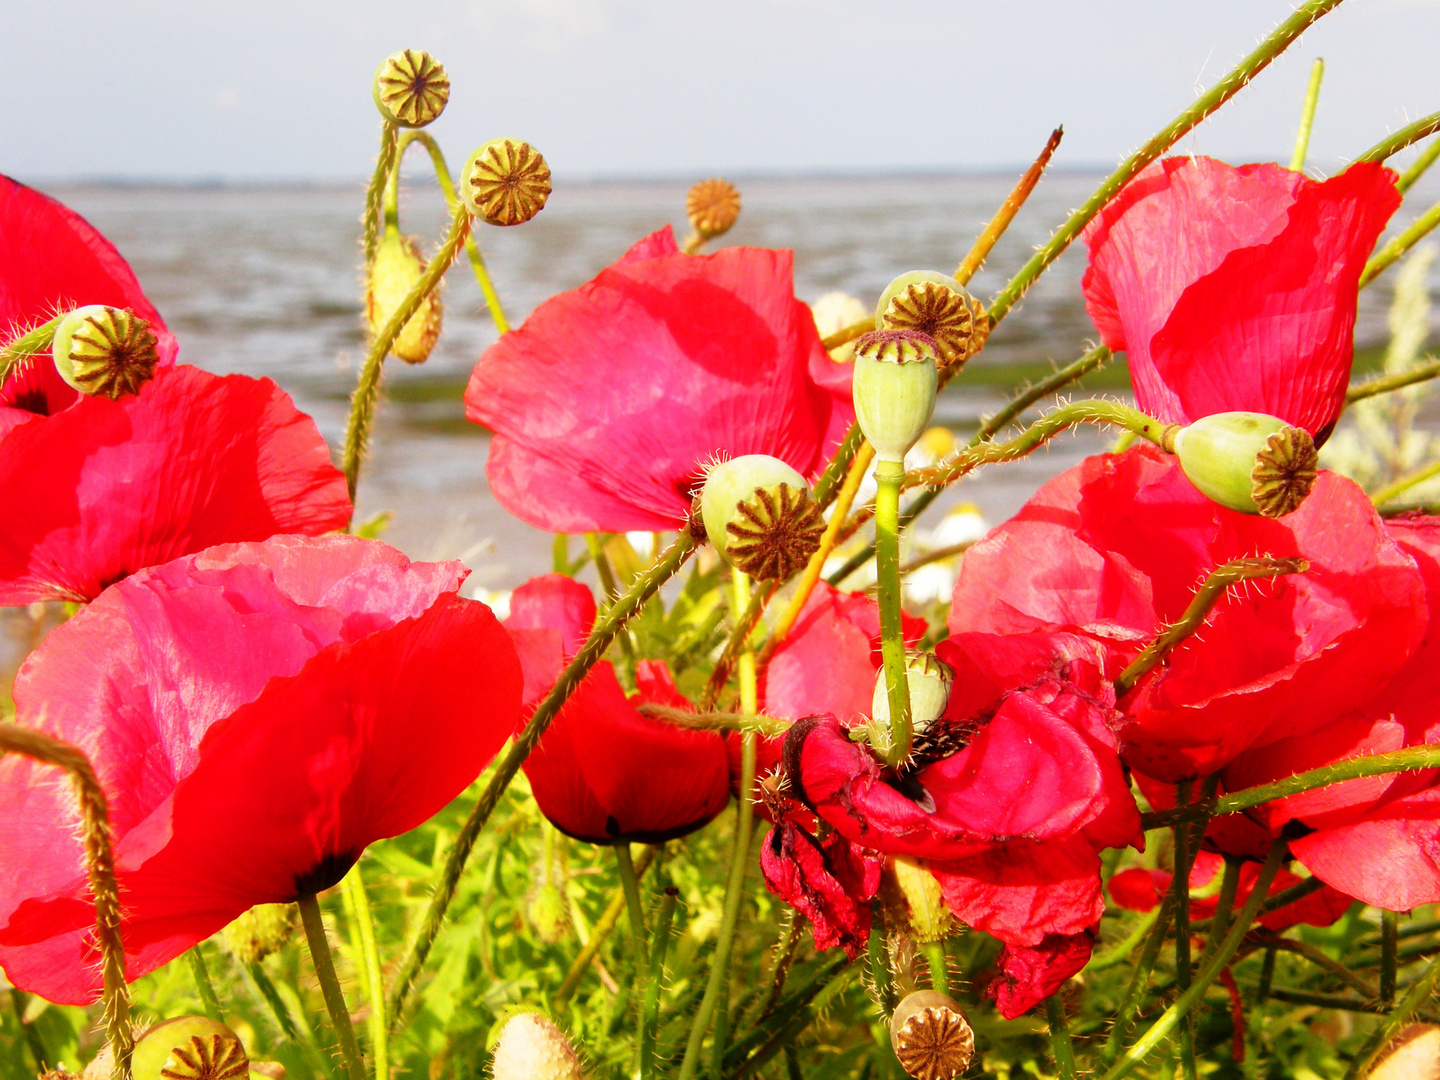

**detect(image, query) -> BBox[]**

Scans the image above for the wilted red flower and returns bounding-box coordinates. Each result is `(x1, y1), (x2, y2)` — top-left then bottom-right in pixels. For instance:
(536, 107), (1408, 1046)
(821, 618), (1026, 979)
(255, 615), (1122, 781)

(986, 930), (1095, 1019)
(1218, 517), (1440, 911)
(1082, 157), (1400, 439)
(0, 176), (350, 602)
(950, 446), (1426, 781)
(505, 573), (731, 843)
(465, 227), (853, 533)
(759, 818), (882, 960)
(0, 535), (522, 1003)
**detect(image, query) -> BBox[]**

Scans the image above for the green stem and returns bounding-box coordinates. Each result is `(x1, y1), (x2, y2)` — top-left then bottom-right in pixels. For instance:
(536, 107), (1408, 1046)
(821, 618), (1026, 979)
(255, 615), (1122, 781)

(1357, 110), (1440, 164)
(1045, 995), (1076, 1080)
(1347, 358), (1440, 404)
(1381, 909), (1400, 1007)
(701, 580), (776, 709)
(555, 847), (659, 1003)
(1203, 857), (1243, 957)
(874, 460), (912, 767)
(678, 732), (757, 1080)
(1341, 956), (1440, 1080)
(986, 0), (1345, 327)
(1171, 783), (1199, 1080)
(1290, 58), (1325, 171)
(297, 893), (367, 1080)
(868, 903), (897, 1013)
(710, 981), (731, 1080)
(923, 940), (949, 995)
(1101, 838), (1287, 1080)
(1399, 136), (1440, 194)
(343, 203), (472, 502)
(364, 123), (400, 265)
(244, 961), (301, 1043)
(1256, 944), (1277, 1004)
(186, 948), (225, 1023)
(640, 886), (679, 1080)
(1361, 198), (1440, 289)
(0, 315), (63, 387)
(1103, 890), (1178, 1064)
(345, 868), (388, 1080)
(1088, 908), (1161, 973)
(389, 532), (696, 1028)
(615, 843), (648, 964)
(813, 425), (866, 509)
(1257, 935), (1379, 998)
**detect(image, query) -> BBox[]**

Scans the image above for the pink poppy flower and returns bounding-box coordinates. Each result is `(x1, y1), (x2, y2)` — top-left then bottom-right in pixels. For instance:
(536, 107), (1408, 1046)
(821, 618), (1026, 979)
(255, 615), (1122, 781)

(465, 227), (853, 533)
(0, 176), (350, 602)
(505, 573), (731, 843)
(0, 535), (522, 1003)
(950, 446), (1426, 780)
(1082, 157), (1400, 439)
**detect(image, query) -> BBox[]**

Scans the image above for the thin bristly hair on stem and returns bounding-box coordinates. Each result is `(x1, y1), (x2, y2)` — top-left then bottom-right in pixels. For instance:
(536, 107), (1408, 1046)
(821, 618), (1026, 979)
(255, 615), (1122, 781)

(637, 702), (789, 737)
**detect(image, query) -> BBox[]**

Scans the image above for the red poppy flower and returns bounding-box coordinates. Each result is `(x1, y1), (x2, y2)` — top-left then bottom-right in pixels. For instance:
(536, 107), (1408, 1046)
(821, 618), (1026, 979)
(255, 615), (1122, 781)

(986, 930), (1095, 1019)
(1082, 157), (1400, 438)
(0, 177), (351, 603)
(758, 818), (882, 960)
(950, 446), (1426, 780)
(505, 573), (731, 844)
(0, 535), (522, 1004)
(465, 227), (853, 533)
(1216, 517), (1440, 911)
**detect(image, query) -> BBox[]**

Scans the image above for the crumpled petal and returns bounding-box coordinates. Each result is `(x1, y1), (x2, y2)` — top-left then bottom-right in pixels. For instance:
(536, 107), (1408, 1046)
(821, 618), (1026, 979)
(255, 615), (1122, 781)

(985, 930), (1095, 1019)
(759, 817), (882, 960)
(466, 226), (852, 532)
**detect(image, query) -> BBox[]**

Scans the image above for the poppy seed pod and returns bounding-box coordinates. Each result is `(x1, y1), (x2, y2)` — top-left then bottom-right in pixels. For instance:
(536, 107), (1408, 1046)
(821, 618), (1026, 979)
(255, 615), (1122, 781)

(366, 230), (443, 363)
(130, 1017), (249, 1080)
(889, 990), (975, 1080)
(686, 178), (742, 240)
(372, 49), (449, 128)
(51, 304), (159, 400)
(220, 903), (296, 965)
(871, 652), (953, 742)
(1172, 411), (1318, 518)
(852, 331), (939, 464)
(1368, 1024), (1440, 1080)
(463, 139), (552, 227)
(699, 454), (825, 580)
(491, 1013), (585, 1080)
(876, 271), (980, 370)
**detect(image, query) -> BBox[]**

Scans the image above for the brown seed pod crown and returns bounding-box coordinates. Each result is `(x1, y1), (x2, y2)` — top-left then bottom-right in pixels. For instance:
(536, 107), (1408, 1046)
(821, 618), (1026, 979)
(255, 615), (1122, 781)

(1252, 425), (1318, 518)
(686, 178), (742, 239)
(374, 49), (450, 128)
(463, 139), (553, 227)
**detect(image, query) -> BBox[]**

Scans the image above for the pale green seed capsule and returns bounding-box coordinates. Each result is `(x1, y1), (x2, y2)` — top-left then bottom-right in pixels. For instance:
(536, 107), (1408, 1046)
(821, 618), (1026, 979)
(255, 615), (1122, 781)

(220, 903), (297, 965)
(52, 304), (159, 400)
(129, 1017), (248, 1080)
(699, 455), (824, 580)
(1172, 411), (1318, 518)
(875, 271), (980, 369)
(871, 652), (953, 739)
(462, 139), (552, 227)
(373, 49), (449, 128)
(852, 331), (939, 464)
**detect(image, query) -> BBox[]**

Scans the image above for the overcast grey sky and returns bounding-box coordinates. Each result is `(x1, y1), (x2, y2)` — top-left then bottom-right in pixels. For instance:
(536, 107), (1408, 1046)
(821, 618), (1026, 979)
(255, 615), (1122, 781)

(2, 1), (1437, 182)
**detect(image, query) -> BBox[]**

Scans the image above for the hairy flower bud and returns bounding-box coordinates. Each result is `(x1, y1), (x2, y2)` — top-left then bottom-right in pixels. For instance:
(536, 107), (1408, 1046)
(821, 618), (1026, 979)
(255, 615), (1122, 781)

(463, 139), (552, 227)
(366, 230), (443, 363)
(373, 49), (450, 128)
(686, 178), (742, 240)
(220, 903), (297, 965)
(699, 455), (825, 580)
(130, 1017), (248, 1080)
(1368, 1024), (1440, 1080)
(883, 856), (955, 944)
(1171, 411), (1318, 518)
(876, 272), (981, 370)
(491, 1013), (584, 1080)
(871, 653), (953, 740)
(889, 990), (975, 1080)
(852, 331), (939, 464)
(52, 305), (159, 400)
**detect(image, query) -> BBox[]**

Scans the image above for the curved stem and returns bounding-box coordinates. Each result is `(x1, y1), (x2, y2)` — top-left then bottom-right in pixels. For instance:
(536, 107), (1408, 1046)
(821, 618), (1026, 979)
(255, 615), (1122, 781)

(345, 868), (387, 1080)
(1360, 198), (1440, 289)
(1399, 136), (1440, 194)
(1101, 889), (1176, 1065)
(1357, 110), (1440, 164)
(0, 315), (63, 387)
(987, 0), (1345, 328)
(874, 460), (912, 766)
(1347, 358), (1440, 404)
(364, 123), (399, 265)
(343, 204), (472, 502)
(297, 893), (366, 1080)
(0, 724), (131, 1080)
(388, 531), (696, 1027)
(186, 948), (224, 1023)
(1290, 58), (1325, 172)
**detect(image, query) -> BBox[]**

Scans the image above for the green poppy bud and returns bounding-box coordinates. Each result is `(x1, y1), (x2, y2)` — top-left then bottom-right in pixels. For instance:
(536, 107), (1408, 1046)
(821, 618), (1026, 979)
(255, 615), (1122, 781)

(373, 49), (450, 128)
(526, 880), (570, 944)
(871, 653), (953, 740)
(875, 271), (982, 369)
(1172, 411), (1318, 518)
(852, 331), (939, 464)
(220, 903), (297, 965)
(463, 139), (552, 227)
(882, 856), (955, 945)
(366, 229), (444, 363)
(130, 1017), (248, 1080)
(699, 454), (825, 580)
(491, 1013), (584, 1080)
(889, 990), (975, 1080)
(52, 305), (159, 400)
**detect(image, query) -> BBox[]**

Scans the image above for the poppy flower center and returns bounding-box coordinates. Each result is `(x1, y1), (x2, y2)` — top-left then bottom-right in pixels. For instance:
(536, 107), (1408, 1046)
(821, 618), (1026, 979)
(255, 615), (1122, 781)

(291, 849), (360, 898)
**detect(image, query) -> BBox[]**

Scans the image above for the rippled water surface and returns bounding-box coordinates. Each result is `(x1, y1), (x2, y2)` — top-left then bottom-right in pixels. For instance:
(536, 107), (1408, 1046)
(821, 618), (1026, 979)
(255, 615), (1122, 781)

(40, 169), (1440, 590)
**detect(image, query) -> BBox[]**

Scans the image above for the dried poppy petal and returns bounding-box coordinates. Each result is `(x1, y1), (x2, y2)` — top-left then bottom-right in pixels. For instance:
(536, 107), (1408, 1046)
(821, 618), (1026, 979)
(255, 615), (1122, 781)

(985, 930), (1095, 1019)
(759, 818), (882, 960)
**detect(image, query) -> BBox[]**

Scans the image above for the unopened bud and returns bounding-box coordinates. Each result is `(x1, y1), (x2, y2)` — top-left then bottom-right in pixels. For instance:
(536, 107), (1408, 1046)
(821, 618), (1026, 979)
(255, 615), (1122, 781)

(491, 1013), (584, 1080)
(366, 230), (444, 363)
(686, 178), (741, 240)
(876, 272), (980, 370)
(889, 990), (975, 1080)
(883, 856), (955, 944)
(463, 139), (552, 227)
(373, 49), (450, 128)
(699, 455), (825, 581)
(1368, 1024), (1440, 1080)
(52, 305), (159, 400)
(527, 880), (570, 944)
(1171, 412), (1318, 518)
(220, 903), (297, 965)
(872, 653), (952, 740)
(130, 1017), (248, 1080)
(852, 331), (938, 464)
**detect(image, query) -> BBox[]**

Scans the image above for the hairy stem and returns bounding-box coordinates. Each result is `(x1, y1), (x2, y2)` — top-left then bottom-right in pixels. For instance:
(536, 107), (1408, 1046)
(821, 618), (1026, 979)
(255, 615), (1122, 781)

(556, 847), (658, 1003)
(1290, 58), (1325, 171)
(923, 940), (949, 996)
(1399, 136), (1440, 194)
(639, 886), (679, 1080)
(1101, 890), (1177, 1065)
(186, 948), (224, 1023)
(874, 460), (913, 767)
(1347, 358), (1440, 404)
(364, 123), (400, 265)
(1045, 995), (1075, 1080)
(0, 315), (63, 387)
(615, 843), (648, 964)
(345, 867), (387, 1080)
(703, 581), (777, 710)
(297, 893), (366, 1080)
(1361, 198), (1440, 289)
(1357, 110), (1440, 164)
(1341, 956), (1440, 1080)
(956, 127), (1065, 284)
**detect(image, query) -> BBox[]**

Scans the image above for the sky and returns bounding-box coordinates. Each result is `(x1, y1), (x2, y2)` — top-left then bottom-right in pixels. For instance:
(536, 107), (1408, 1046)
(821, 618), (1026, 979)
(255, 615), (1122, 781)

(2, 0), (1438, 182)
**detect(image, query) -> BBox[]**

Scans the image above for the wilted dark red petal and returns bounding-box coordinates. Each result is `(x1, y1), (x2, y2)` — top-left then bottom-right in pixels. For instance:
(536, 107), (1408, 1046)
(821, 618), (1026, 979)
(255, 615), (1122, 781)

(759, 819), (880, 960)
(507, 573), (597, 658)
(1082, 157), (1399, 434)
(931, 839), (1104, 947)
(985, 930), (1095, 1019)
(0, 365), (351, 604)
(466, 226), (851, 533)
